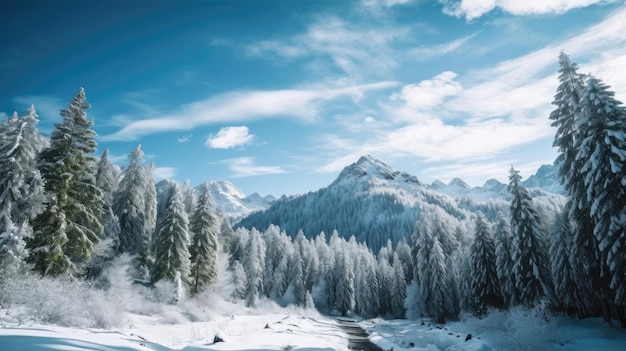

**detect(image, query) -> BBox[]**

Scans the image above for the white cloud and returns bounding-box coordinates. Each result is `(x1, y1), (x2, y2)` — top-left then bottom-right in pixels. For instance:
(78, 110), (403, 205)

(221, 157), (286, 177)
(206, 126), (254, 149)
(317, 4), (626, 182)
(408, 33), (477, 60)
(153, 167), (176, 181)
(440, 0), (616, 21)
(391, 71), (463, 112)
(101, 81), (397, 141)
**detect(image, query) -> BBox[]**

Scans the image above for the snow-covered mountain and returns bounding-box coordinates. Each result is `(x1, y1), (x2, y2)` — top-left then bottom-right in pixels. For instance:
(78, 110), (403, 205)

(428, 163), (564, 200)
(202, 180), (276, 219)
(156, 179), (275, 220)
(523, 164), (564, 194)
(236, 155), (565, 251)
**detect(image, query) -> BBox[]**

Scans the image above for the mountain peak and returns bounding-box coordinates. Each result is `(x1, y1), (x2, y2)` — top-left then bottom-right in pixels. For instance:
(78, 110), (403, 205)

(448, 177), (470, 189)
(333, 155), (421, 185)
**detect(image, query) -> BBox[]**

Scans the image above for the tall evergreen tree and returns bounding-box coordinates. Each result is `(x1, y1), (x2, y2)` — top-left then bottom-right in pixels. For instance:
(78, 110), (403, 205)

(356, 258), (380, 318)
(549, 52), (604, 318)
(470, 213), (503, 315)
(550, 211), (578, 313)
(390, 252), (407, 318)
(0, 205), (31, 275)
(29, 88), (104, 275)
(550, 51), (585, 186)
(113, 145), (151, 259)
(189, 183), (219, 295)
(508, 167), (551, 307)
(0, 106), (45, 225)
(151, 183), (191, 284)
(243, 228), (266, 307)
(494, 212), (515, 306)
(335, 250), (355, 316)
(95, 149), (119, 210)
(576, 76), (626, 309)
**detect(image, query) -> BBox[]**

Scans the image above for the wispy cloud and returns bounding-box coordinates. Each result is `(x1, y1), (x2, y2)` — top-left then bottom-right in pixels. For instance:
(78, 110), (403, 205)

(440, 0), (617, 21)
(206, 126), (254, 149)
(177, 135), (192, 143)
(221, 157), (286, 178)
(101, 81), (398, 141)
(242, 16), (409, 78)
(316, 4), (626, 182)
(408, 33), (477, 60)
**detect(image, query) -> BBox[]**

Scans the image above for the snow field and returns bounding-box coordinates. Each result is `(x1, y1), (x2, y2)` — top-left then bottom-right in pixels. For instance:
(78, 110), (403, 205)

(362, 309), (626, 351)
(0, 314), (348, 351)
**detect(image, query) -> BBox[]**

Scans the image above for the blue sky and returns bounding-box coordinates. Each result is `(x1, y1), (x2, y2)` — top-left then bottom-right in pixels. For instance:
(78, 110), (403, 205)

(1, 0), (626, 196)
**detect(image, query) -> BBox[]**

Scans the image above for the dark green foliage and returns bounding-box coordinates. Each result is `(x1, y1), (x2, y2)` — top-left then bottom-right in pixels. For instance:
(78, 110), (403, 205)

(151, 183), (191, 284)
(189, 183), (219, 294)
(29, 88), (104, 276)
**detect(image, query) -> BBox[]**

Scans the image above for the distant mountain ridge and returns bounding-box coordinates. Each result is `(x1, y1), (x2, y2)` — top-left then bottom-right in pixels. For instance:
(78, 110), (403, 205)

(202, 180), (276, 220)
(236, 155), (565, 251)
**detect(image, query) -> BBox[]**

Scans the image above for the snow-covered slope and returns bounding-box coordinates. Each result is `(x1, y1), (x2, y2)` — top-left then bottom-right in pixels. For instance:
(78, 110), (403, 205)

(236, 155), (565, 251)
(203, 180), (276, 219)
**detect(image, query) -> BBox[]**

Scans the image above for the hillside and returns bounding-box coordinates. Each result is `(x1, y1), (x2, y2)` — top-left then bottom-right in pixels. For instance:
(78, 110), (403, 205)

(236, 155), (565, 251)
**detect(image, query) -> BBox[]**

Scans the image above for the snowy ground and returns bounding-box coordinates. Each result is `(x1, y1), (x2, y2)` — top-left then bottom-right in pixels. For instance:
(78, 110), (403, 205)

(0, 314), (347, 351)
(3, 309), (626, 351)
(362, 309), (626, 351)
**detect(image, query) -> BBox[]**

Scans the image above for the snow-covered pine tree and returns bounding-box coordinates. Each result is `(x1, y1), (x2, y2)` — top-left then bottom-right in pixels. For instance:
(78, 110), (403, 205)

(390, 252), (407, 318)
(189, 183), (219, 295)
(30, 89), (104, 275)
(444, 254), (461, 318)
(151, 182), (191, 284)
(494, 212), (515, 306)
(95, 149), (119, 210)
(93, 149), (120, 266)
(377, 254), (393, 316)
(143, 163), (157, 246)
(335, 249), (355, 316)
(243, 228), (266, 307)
(0, 205), (31, 275)
(456, 248), (472, 311)
(409, 211), (451, 322)
(550, 210), (578, 313)
(508, 166), (552, 307)
(180, 180), (195, 217)
(356, 257), (380, 318)
(113, 145), (149, 256)
(549, 52), (603, 318)
(470, 213), (503, 315)
(395, 237), (413, 283)
(230, 260), (247, 300)
(576, 76), (626, 311)
(263, 225), (292, 298)
(26, 196), (70, 276)
(288, 249), (307, 306)
(0, 106), (45, 274)
(0, 106), (45, 225)
(550, 52), (585, 188)
(219, 217), (234, 253)
(420, 232), (448, 323)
